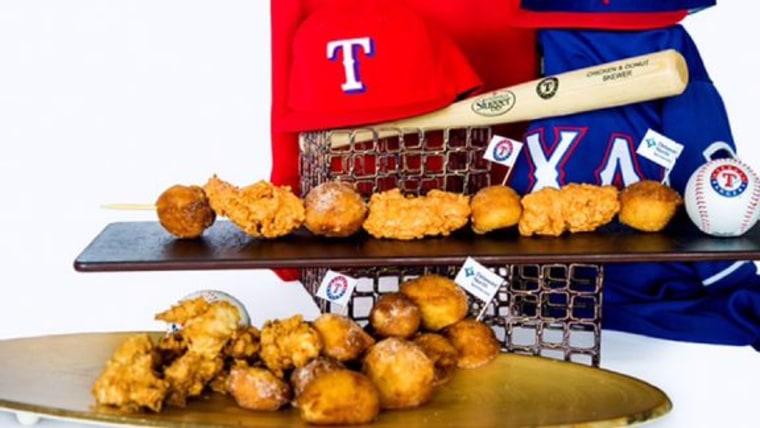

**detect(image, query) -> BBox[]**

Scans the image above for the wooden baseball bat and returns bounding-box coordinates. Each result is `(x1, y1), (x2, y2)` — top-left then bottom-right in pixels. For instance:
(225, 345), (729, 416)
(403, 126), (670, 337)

(327, 49), (688, 147)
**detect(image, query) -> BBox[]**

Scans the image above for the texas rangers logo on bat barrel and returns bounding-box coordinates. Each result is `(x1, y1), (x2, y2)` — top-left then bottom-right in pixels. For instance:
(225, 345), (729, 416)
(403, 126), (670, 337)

(710, 164), (748, 198)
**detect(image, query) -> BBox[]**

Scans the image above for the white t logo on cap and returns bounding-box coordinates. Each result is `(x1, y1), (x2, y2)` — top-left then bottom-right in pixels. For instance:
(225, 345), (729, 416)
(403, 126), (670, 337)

(327, 37), (374, 93)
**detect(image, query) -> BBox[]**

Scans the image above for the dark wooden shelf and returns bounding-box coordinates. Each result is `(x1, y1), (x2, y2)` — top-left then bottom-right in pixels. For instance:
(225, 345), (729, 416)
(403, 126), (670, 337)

(73, 214), (760, 272)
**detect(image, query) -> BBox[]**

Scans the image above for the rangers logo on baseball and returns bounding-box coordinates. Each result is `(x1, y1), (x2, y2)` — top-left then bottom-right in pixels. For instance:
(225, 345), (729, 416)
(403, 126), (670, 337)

(684, 158), (760, 237)
(710, 164), (748, 198)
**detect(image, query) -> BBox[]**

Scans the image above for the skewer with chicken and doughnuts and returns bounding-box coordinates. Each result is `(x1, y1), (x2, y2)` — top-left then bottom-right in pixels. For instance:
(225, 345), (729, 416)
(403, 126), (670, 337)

(109, 175), (692, 240)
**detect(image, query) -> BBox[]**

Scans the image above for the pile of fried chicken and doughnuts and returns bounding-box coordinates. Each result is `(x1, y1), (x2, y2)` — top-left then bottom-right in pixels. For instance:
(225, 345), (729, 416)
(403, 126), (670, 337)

(100, 175), (684, 424)
(156, 174), (683, 241)
(92, 275), (500, 425)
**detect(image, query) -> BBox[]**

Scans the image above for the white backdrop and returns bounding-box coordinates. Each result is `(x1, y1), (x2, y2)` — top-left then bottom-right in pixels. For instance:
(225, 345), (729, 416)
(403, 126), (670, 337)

(0, 2), (758, 427)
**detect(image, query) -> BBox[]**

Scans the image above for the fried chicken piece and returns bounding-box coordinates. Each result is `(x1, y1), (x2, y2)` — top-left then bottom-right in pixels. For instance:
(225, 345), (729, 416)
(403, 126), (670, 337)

(226, 365), (292, 411)
(297, 369), (381, 425)
(619, 180), (683, 232)
(163, 352), (225, 407)
(203, 175), (304, 238)
(400, 274), (469, 331)
(443, 318), (501, 369)
(312, 313), (375, 362)
(92, 334), (169, 412)
(260, 315), (323, 378)
(362, 337), (435, 410)
(223, 325), (261, 360)
(519, 184), (620, 237)
(156, 297), (241, 407)
(178, 289), (251, 328)
(470, 185), (522, 234)
(161, 297), (241, 357)
(304, 181), (367, 237)
(155, 184), (216, 239)
(518, 187), (564, 237)
(206, 326), (262, 395)
(208, 365), (232, 395)
(155, 296), (213, 327)
(561, 183), (620, 233)
(362, 188), (471, 240)
(155, 331), (188, 365)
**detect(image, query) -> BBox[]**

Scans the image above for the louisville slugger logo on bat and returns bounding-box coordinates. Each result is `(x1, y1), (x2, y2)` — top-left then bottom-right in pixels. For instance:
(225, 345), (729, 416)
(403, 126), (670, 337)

(323, 49), (688, 147)
(471, 91), (516, 117)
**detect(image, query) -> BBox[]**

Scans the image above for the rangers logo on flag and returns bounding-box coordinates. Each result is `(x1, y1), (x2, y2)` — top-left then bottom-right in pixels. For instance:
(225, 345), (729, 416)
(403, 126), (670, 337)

(316, 270), (358, 307)
(484, 135), (524, 168)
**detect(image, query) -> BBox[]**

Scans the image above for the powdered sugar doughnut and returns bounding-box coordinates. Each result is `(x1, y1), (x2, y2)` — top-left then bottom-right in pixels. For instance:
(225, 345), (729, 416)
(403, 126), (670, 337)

(304, 181), (367, 237)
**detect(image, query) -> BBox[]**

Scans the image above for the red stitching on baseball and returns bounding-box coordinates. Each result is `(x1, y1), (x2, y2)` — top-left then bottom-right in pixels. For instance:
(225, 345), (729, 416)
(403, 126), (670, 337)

(739, 167), (760, 234)
(694, 164), (711, 233)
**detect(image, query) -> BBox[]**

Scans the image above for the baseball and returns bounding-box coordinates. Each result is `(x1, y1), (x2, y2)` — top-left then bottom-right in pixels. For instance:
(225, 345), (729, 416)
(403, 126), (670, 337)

(684, 157), (760, 237)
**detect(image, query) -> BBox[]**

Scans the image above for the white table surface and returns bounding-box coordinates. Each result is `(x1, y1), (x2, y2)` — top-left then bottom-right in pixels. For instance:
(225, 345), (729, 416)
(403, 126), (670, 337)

(0, 330), (756, 428)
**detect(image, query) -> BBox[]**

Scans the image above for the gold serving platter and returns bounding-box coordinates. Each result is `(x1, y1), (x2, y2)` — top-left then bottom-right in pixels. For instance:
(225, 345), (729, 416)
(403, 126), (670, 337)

(0, 332), (670, 427)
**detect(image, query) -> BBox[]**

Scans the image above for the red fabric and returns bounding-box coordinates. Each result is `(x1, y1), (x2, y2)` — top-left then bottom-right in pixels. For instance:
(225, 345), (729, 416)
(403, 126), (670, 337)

(270, 0), (538, 281)
(510, 9), (688, 29)
(271, 0), (537, 193)
(279, 0), (482, 132)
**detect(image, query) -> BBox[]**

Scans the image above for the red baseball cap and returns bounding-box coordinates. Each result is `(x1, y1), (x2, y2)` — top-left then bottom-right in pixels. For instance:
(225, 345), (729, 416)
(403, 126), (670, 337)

(278, 0), (482, 132)
(510, 0), (714, 30)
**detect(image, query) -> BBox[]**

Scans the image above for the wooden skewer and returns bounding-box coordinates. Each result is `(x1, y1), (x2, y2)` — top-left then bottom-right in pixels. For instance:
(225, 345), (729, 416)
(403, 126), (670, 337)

(100, 203), (156, 211)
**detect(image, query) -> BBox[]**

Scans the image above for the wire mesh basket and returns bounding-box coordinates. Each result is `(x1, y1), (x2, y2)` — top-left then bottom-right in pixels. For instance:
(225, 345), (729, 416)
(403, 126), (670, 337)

(298, 127), (602, 366)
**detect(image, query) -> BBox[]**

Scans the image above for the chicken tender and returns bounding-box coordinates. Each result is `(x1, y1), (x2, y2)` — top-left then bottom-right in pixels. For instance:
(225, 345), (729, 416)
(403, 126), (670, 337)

(362, 188), (471, 240)
(203, 175), (304, 238)
(518, 187), (564, 237)
(400, 274), (469, 331)
(223, 325), (261, 360)
(163, 352), (225, 407)
(304, 181), (367, 237)
(156, 184), (216, 239)
(561, 183), (620, 233)
(155, 331), (187, 365)
(519, 183), (620, 237)
(154, 296), (214, 328)
(443, 318), (501, 369)
(155, 297), (241, 406)
(156, 297), (241, 357)
(313, 313), (375, 362)
(362, 337), (435, 409)
(226, 365), (291, 411)
(619, 180), (683, 232)
(297, 369), (381, 425)
(92, 334), (169, 412)
(470, 185), (522, 234)
(369, 292), (421, 339)
(260, 314), (323, 378)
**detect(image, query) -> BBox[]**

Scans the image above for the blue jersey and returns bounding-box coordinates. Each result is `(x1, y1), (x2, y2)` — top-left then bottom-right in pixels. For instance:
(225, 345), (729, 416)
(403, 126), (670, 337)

(508, 26), (760, 350)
